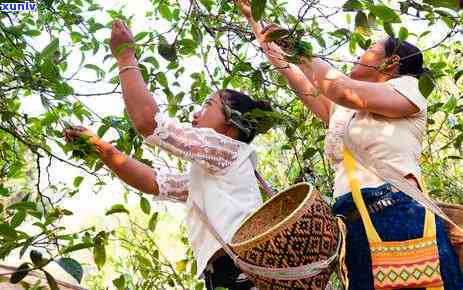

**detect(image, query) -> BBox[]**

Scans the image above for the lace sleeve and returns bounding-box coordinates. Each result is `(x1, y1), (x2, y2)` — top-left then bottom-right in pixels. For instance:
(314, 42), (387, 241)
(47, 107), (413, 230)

(143, 112), (243, 174)
(155, 168), (189, 203)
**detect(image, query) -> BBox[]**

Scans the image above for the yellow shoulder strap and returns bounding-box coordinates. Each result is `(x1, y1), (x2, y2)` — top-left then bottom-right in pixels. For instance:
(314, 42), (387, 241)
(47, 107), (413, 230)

(343, 148), (381, 242)
(344, 148), (437, 240)
(420, 177), (437, 237)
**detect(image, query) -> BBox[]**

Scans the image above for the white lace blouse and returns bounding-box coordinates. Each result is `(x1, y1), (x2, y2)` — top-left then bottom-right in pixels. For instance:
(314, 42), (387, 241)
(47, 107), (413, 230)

(143, 113), (263, 276)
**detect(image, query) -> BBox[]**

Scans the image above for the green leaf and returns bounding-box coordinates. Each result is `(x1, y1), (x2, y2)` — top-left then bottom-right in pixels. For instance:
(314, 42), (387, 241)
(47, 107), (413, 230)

(136, 254), (152, 268)
(10, 210), (26, 228)
(158, 42), (177, 62)
(73, 176), (84, 188)
(199, 0), (214, 11)
(179, 39), (198, 54)
(30, 250), (44, 266)
(62, 242), (94, 254)
(303, 147), (318, 159)
(10, 263), (30, 284)
(251, 0), (267, 22)
(383, 22), (395, 37)
(8, 201), (36, 211)
(70, 32), (83, 43)
(190, 259), (197, 276)
(112, 274), (126, 290)
(105, 204), (129, 215)
(454, 69), (463, 82)
(159, 3), (172, 20)
(44, 271), (59, 290)
(97, 124), (110, 138)
(398, 27), (409, 41)
(443, 96), (458, 113)
(148, 212), (158, 232)
(370, 5), (401, 23)
(0, 223), (17, 239)
(175, 259), (188, 273)
(56, 257), (83, 283)
(156, 72), (169, 88)
(41, 38), (60, 59)
(342, 0), (363, 10)
(54, 82), (74, 98)
(424, 0), (459, 9)
(93, 234), (106, 270)
(418, 74), (435, 98)
(84, 64), (105, 79)
(191, 24), (203, 43)
(140, 196), (151, 215)
(134, 32), (149, 42)
(355, 11), (369, 35)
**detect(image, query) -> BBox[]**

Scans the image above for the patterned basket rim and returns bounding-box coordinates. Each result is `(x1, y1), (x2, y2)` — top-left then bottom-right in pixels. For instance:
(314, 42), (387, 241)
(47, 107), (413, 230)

(230, 182), (315, 248)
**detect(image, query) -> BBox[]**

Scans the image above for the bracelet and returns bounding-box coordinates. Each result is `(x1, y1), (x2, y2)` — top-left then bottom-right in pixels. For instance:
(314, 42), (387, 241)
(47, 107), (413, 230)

(119, 65), (140, 74)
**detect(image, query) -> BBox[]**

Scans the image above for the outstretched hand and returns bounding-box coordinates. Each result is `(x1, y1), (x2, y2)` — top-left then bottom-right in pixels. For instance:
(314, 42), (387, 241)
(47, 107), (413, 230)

(110, 20), (135, 60)
(63, 126), (98, 144)
(235, 0), (252, 20)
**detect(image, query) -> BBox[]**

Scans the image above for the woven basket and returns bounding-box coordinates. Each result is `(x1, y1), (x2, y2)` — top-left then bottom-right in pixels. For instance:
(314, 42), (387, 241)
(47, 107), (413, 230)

(439, 203), (463, 270)
(230, 183), (339, 290)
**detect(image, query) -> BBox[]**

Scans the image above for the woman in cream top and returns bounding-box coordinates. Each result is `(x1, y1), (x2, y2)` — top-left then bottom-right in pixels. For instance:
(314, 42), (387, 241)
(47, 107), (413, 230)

(238, 2), (463, 289)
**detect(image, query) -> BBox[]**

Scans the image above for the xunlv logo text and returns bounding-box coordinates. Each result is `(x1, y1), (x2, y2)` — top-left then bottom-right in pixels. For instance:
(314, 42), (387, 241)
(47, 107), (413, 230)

(0, 2), (37, 12)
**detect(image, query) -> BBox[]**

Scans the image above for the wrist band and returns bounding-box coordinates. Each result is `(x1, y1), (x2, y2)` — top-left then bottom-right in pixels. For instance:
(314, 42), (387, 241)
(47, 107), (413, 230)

(119, 65), (140, 74)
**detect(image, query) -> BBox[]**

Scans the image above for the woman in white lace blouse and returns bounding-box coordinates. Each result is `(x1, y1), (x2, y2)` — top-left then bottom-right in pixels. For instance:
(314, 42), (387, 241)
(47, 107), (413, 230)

(63, 20), (273, 290)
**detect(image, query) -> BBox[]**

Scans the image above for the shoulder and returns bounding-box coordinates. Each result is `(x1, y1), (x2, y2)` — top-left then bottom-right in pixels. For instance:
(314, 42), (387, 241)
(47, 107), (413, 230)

(386, 76), (427, 113)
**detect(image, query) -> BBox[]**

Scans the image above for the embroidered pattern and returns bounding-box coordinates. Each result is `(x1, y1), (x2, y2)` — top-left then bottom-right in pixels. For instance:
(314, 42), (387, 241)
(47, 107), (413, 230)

(370, 236), (443, 289)
(155, 168), (189, 203)
(325, 106), (353, 164)
(144, 112), (241, 174)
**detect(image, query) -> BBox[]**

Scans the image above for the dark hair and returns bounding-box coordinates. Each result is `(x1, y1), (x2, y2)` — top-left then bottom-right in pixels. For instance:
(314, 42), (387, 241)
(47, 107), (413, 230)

(220, 89), (272, 143)
(384, 37), (428, 78)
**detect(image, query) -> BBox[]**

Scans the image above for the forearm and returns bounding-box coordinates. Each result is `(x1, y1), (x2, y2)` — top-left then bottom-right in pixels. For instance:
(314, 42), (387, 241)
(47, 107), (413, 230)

(93, 138), (159, 195)
(117, 54), (158, 137)
(297, 57), (353, 107)
(246, 18), (331, 123)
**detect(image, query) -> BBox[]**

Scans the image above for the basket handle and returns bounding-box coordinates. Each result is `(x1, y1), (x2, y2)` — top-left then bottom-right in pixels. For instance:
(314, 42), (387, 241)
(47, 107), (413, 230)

(191, 201), (342, 280)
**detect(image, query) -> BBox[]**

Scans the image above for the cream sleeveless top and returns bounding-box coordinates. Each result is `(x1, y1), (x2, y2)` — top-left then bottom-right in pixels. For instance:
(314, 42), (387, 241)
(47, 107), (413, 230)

(324, 76), (428, 197)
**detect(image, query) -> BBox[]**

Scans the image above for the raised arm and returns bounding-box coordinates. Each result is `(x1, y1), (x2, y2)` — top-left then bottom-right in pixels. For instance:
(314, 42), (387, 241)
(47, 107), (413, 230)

(63, 126), (188, 203)
(237, 1), (332, 124)
(296, 57), (420, 118)
(110, 20), (158, 137)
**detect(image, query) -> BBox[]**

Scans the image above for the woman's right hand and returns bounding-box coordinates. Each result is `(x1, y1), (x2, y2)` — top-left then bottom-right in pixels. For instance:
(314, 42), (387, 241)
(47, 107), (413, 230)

(236, 0), (252, 20)
(110, 20), (135, 60)
(63, 126), (99, 145)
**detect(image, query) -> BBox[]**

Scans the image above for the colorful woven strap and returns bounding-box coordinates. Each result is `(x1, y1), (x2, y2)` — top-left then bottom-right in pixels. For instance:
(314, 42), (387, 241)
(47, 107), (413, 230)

(191, 201), (343, 280)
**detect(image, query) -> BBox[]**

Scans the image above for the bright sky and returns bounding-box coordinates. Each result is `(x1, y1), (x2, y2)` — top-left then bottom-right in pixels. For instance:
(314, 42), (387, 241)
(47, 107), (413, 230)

(8, 0), (454, 287)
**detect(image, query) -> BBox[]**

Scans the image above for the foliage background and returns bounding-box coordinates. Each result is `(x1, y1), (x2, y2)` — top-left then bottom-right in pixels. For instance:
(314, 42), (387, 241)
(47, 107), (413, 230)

(0, 0), (462, 289)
